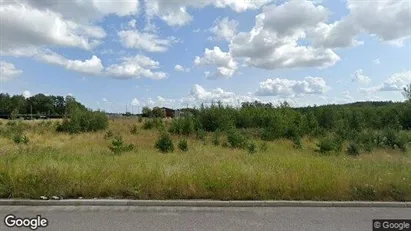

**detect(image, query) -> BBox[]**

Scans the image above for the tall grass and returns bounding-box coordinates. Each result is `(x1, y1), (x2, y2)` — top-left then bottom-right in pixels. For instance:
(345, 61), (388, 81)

(0, 118), (410, 201)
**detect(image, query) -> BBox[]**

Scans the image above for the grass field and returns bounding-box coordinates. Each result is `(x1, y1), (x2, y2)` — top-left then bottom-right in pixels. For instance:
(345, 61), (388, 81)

(0, 118), (410, 201)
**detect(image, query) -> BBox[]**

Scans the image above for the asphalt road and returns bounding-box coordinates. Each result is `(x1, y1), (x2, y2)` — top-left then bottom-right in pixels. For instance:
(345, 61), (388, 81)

(0, 206), (409, 231)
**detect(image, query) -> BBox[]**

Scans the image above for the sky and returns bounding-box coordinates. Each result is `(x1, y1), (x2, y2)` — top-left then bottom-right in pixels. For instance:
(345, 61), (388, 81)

(0, 0), (410, 113)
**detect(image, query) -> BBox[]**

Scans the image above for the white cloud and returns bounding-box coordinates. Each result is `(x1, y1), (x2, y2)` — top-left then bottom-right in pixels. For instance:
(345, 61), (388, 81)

(188, 84), (258, 105)
(346, 0), (411, 46)
(128, 19), (137, 29)
(373, 59), (381, 65)
(0, 3), (106, 52)
(131, 98), (141, 106)
(361, 71), (411, 93)
(0, 61), (23, 81)
(144, 0), (273, 27)
(105, 55), (167, 80)
(210, 17), (238, 41)
(174, 65), (190, 72)
(2, 48), (167, 79)
(256, 77), (328, 96)
(194, 46), (238, 79)
(4, 48), (104, 75)
(118, 29), (177, 52)
(91, 0), (139, 17)
(102, 98), (108, 102)
(21, 0), (140, 21)
(351, 69), (371, 85)
(67, 56), (104, 75)
(312, 0), (410, 48)
(229, 0), (340, 69)
(23, 90), (31, 98)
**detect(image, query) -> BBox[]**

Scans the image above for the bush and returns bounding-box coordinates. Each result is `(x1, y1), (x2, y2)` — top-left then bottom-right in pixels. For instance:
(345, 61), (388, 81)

(375, 129), (411, 152)
(104, 130), (114, 139)
(292, 136), (302, 149)
(260, 127), (281, 141)
(130, 124), (138, 135)
(316, 136), (342, 154)
(143, 118), (164, 130)
(13, 133), (29, 145)
(246, 142), (257, 154)
(346, 142), (360, 156)
(226, 129), (246, 149)
(155, 133), (174, 153)
(169, 116), (195, 136)
(178, 139), (188, 152)
(212, 130), (221, 146)
(396, 132), (410, 152)
(196, 129), (207, 143)
(138, 117), (143, 123)
(109, 136), (134, 154)
(56, 107), (108, 133)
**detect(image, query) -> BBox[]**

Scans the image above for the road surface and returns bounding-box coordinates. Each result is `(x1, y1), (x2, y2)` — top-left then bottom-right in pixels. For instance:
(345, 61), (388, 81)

(0, 206), (409, 231)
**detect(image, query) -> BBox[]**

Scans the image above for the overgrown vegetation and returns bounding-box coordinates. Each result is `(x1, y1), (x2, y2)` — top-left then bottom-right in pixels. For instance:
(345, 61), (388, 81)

(155, 133), (174, 153)
(109, 136), (134, 154)
(0, 87), (410, 200)
(56, 103), (108, 133)
(178, 139), (189, 152)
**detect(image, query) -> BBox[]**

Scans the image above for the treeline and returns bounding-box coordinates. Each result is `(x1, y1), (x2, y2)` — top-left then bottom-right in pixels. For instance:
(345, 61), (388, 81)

(162, 99), (411, 154)
(170, 100), (411, 134)
(0, 93), (86, 118)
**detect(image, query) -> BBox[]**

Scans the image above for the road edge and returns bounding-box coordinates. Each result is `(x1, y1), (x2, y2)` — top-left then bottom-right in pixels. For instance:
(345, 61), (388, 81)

(0, 200), (409, 208)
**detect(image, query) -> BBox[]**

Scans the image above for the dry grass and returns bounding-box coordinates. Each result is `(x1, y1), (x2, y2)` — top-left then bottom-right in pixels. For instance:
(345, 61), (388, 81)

(0, 118), (410, 201)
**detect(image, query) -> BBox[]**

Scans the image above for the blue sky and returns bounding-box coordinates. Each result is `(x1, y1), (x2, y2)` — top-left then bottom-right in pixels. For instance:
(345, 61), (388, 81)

(0, 0), (410, 113)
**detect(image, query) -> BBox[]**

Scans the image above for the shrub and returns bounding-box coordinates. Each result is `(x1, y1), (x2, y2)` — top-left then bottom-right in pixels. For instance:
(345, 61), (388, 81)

(196, 129), (207, 142)
(109, 136), (134, 154)
(246, 142), (257, 154)
(226, 129), (246, 149)
(212, 130), (221, 146)
(56, 107), (108, 133)
(169, 116), (195, 136)
(104, 130), (114, 139)
(396, 132), (410, 152)
(143, 118), (164, 130)
(13, 133), (29, 145)
(155, 133), (174, 153)
(316, 136), (342, 154)
(375, 129), (411, 152)
(292, 136), (302, 149)
(346, 142), (360, 156)
(178, 139), (188, 152)
(130, 124), (138, 135)
(260, 127), (280, 141)
(138, 117), (143, 123)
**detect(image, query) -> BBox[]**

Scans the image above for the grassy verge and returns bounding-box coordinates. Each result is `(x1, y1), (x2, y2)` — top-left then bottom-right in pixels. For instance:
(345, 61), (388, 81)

(0, 119), (410, 201)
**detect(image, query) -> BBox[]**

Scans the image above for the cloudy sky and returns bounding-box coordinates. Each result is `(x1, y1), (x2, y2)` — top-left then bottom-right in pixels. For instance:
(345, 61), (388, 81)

(0, 0), (410, 113)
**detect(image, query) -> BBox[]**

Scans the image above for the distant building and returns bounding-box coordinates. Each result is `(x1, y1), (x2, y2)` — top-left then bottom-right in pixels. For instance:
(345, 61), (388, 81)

(161, 107), (175, 118)
(174, 109), (193, 118)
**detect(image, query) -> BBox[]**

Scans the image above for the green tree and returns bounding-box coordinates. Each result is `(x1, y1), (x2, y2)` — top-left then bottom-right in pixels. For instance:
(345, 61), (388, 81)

(152, 107), (165, 118)
(142, 107), (152, 117)
(404, 83), (411, 102)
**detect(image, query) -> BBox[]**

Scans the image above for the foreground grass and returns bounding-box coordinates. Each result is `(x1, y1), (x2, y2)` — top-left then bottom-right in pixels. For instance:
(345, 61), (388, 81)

(0, 118), (410, 201)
